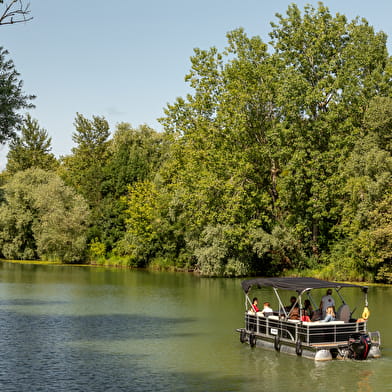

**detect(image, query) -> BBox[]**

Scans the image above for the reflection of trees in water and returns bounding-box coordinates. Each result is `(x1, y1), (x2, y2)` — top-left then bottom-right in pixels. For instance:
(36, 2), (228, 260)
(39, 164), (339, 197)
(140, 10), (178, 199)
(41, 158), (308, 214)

(357, 370), (373, 392)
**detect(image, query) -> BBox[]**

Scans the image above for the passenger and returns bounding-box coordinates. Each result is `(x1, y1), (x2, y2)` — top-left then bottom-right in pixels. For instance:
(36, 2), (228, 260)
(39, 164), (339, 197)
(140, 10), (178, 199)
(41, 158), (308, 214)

(285, 296), (297, 312)
(261, 302), (273, 316)
(320, 306), (336, 322)
(289, 303), (300, 320)
(304, 299), (313, 319)
(320, 289), (335, 318)
(311, 308), (322, 321)
(300, 308), (311, 322)
(250, 297), (260, 313)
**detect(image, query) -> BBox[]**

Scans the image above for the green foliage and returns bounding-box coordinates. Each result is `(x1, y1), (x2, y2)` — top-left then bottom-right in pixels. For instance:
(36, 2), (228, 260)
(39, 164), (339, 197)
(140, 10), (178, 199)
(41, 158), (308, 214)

(364, 96), (392, 153)
(105, 123), (169, 196)
(152, 2), (392, 276)
(59, 113), (110, 206)
(2, 3), (391, 280)
(89, 238), (106, 264)
(115, 181), (159, 266)
(59, 119), (170, 256)
(0, 47), (35, 144)
(0, 168), (89, 262)
(6, 114), (58, 173)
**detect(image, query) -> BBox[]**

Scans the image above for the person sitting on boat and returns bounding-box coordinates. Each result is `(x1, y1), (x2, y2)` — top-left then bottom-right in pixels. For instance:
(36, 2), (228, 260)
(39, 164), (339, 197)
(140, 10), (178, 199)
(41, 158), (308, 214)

(289, 303), (300, 320)
(320, 289), (335, 318)
(304, 299), (313, 319)
(260, 302), (273, 316)
(320, 306), (336, 322)
(300, 308), (311, 322)
(250, 297), (260, 313)
(285, 296), (297, 312)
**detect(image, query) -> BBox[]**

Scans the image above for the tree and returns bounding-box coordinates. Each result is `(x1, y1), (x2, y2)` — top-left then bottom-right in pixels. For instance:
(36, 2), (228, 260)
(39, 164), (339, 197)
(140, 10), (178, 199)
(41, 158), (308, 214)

(326, 102), (392, 281)
(0, 168), (90, 262)
(0, 0), (32, 26)
(92, 123), (169, 252)
(155, 3), (391, 276)
(6, 114), (58, 173)
(59, 113), (110, 207)
(266, 3), (390, 256)
(364, 96), (392, 153)
(0, 47), (35, 144)
(157, 28), (294, 275)
(116, 180), (160, 266)
(105, 123), (168, 197)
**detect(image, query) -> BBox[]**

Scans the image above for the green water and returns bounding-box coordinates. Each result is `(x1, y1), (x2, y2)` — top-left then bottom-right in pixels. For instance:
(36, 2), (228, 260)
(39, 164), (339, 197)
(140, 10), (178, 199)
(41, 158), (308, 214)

(0, 261), (391, 391)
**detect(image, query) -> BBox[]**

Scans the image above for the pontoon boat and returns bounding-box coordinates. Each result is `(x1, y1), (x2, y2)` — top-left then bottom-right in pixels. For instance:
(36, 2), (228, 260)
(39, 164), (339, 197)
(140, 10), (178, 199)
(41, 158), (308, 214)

(236, 277), (381, 361)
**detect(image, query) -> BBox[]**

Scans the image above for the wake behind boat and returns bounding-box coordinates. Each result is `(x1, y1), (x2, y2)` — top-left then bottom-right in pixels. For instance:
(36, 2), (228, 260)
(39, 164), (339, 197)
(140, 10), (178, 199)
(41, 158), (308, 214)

(236, 277), (381, 361)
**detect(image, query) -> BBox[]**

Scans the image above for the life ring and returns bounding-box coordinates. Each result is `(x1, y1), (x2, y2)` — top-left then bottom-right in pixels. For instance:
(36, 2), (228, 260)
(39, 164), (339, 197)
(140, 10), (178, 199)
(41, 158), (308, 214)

(362, 306), (370, 320)
(240, 329), (247, 343)
(295, 339), (302, 356)
(249, 333), (257, 347)
(274, 335), (281, 351)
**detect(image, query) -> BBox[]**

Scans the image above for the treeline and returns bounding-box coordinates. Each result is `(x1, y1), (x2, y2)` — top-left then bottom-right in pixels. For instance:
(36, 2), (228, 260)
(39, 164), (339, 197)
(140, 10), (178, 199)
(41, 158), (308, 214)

(1, 3), (391, 282)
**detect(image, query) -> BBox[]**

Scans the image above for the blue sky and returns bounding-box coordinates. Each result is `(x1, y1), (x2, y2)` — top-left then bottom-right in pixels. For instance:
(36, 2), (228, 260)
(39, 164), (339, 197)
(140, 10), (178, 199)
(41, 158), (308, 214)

(1, 0), (392, 168)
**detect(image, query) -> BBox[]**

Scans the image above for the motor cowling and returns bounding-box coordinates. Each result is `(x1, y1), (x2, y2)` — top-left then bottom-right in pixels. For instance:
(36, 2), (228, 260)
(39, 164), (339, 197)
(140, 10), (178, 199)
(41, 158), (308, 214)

(347, 333), (372, 360)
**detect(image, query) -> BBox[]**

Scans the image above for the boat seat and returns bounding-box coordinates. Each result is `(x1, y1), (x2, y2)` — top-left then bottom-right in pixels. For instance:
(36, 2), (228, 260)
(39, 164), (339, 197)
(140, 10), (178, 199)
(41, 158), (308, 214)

(337, 304), (350, 322)
(303, 320), (345, 325)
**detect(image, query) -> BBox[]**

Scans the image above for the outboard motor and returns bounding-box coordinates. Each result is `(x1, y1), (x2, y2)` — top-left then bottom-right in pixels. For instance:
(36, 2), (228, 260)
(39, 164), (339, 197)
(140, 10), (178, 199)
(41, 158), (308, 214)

(347, 333), (372, 360)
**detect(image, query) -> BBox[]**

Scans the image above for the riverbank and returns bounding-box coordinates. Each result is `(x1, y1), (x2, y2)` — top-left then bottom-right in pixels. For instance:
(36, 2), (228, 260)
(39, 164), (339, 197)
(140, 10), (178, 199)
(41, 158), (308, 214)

(1, 258), (390, 286)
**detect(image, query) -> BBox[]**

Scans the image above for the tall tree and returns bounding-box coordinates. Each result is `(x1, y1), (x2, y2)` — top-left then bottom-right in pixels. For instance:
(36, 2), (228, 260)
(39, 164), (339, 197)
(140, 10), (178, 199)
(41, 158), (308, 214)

(0, 47), (35, 144)
(86, 123), (168, 254)
(268, 3), (390, 256)
(105, 123), (168, 197)
(6, 114), (58, 173)
(59, 113), (110, 207)
(157, 28), (300, 275)
(154, 3), (391, 276)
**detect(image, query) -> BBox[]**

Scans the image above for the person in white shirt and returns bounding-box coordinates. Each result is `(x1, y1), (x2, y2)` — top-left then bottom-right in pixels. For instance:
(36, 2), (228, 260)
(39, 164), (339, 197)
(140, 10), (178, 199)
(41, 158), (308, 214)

(320, 289), (335, 318)
(261, 302), (273, 316)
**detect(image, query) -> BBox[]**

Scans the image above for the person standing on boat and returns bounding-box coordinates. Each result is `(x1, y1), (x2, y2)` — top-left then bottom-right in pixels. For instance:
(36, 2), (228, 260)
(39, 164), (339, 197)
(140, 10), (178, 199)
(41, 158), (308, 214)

(251, 297), (260, 313)
(320, 289), (335, 318)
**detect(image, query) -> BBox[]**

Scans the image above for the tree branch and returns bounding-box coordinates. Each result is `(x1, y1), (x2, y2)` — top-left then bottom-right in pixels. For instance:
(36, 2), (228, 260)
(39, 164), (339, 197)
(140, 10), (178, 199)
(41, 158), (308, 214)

(0, 0), (33, 26)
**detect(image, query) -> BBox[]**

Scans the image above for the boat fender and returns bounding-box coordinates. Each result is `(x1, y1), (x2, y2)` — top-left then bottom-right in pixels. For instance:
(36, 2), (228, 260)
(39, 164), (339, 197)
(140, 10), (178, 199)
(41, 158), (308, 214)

(295, 339), (302, 356)
(274, 335), (281, 352)
(362, 306), (370, 320)
(249, 333), (256, 348)
(240, 329), (247, 343)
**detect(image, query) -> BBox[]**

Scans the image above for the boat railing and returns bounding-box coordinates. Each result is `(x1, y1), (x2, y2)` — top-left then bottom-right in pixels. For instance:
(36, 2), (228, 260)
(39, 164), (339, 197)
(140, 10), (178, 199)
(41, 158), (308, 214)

(245, 312), (367, 346)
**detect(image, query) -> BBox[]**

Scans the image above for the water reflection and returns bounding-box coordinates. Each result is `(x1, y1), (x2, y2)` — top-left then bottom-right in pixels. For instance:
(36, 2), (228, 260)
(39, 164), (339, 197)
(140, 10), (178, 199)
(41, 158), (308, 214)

(0, 262), (391, 392)
(0, 299), (68, 306)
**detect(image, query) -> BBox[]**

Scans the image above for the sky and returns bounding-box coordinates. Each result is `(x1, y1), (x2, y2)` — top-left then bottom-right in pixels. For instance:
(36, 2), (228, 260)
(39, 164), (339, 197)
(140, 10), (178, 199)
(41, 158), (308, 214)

(1, 0), (392, 169)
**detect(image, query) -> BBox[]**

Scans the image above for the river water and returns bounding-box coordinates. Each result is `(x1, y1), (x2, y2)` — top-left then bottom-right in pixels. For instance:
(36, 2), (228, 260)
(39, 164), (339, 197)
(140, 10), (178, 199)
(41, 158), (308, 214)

(0, 261), (391, 392)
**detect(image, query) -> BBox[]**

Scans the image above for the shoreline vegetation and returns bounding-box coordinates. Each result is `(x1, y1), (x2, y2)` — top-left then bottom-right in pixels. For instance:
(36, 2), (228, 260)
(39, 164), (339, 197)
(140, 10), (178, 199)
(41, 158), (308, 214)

(1, 3), (391, 283)
(0, 259), (387, 287)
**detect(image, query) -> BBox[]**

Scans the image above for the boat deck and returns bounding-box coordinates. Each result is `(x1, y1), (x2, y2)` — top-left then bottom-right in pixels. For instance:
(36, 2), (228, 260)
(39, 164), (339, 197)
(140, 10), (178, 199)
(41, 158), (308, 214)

(245, 312), (367, 347)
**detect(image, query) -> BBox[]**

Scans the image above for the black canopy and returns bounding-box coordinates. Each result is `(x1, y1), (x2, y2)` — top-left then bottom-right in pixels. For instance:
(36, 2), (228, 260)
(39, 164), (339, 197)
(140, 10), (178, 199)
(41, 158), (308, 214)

(241, 277), (367, 294)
